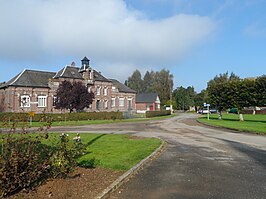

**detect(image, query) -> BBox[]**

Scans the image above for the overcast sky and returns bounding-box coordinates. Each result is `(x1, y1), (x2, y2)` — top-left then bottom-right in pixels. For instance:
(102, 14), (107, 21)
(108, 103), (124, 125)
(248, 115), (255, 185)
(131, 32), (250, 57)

(0, 0), (265, 91)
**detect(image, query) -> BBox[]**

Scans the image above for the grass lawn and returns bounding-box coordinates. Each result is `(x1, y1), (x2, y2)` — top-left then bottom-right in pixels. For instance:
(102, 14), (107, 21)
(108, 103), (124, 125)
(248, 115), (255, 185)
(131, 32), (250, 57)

(198, 113), (266, 134)
(41, 133), (162, 170)
(78, 133), (162, 170)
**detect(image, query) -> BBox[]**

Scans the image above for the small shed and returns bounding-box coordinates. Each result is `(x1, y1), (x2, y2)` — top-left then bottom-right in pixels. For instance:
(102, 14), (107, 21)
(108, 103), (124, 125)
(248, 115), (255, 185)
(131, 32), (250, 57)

(136, 93), (160, 113)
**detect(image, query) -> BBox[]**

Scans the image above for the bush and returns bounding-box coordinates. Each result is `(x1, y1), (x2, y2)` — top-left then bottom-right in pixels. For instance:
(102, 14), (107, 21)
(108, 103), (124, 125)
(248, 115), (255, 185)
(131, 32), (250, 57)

(50, 133), (85, 178)
(0, 133), (52, 197)
(146, 110), (171, 118)
(0, 112), (124, 123)
(0, 112), (85, 197)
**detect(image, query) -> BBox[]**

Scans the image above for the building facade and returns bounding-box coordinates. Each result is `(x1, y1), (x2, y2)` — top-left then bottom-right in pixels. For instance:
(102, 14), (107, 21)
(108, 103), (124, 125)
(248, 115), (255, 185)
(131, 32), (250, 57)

(0, 57), (136, 113)
(136, 93), (161, 113)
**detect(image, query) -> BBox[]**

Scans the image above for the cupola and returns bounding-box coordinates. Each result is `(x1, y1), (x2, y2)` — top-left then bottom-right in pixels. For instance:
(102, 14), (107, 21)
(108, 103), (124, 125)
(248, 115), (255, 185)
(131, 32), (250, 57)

(79, 56), (90, 72)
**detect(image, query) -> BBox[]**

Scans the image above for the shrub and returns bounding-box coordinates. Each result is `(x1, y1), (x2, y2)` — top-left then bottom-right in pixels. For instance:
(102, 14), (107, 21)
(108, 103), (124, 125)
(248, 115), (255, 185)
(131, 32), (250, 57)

(146, 110), (171, 118)
(0, 112), (85, 197)
(0, 111), (124, 123)
(0, 133), (52, 197)
(50, 133), (85, 178)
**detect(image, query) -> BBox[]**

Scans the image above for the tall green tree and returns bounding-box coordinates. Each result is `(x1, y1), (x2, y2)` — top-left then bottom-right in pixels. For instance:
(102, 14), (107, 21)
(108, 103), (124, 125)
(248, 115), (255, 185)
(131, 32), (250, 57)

(236, 78), (257, 110)
(256, 75), (266, 106)
(173, 86), (196, 110)
(127, 69), (174, 105)
(143, 71), (155, 92)
(127, 70), (143, 93)
(194, 89), (208, 108)
(151, 69), (174, 105)
(207, 72), (241, 112)
(207, 72), (265, 120)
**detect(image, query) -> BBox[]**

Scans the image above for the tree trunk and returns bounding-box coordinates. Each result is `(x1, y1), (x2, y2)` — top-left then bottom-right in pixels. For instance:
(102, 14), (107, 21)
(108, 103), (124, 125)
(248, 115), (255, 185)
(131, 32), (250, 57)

(218, 111), (222, 120)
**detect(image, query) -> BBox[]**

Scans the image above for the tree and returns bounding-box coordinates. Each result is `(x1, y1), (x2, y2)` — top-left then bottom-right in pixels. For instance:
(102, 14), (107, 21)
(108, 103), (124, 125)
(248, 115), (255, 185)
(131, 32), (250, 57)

(127, 70), (143, 93)
(126, 69), (174, 105)
(173, 86), (196, 110)
(194, 89), (208, 108)
(207, 72), (264, 120)
(151, 69), (173, 105)
(207, 72), (241, 112)
(143, 71), (155, 92)
(236, 78), (257, 110)
(256, 75), (266, 106)
(55, 80), (94, 112)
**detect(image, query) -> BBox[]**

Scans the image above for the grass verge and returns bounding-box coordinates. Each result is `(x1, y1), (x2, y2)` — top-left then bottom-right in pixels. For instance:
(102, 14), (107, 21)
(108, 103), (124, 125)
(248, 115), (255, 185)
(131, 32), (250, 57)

(198, 114), (266, 134)
(43, 133), (162, 170)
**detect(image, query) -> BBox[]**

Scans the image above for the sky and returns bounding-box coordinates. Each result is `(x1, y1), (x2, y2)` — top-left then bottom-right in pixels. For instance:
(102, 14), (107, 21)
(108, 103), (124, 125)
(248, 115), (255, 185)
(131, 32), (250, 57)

(0, 0), (265, 92)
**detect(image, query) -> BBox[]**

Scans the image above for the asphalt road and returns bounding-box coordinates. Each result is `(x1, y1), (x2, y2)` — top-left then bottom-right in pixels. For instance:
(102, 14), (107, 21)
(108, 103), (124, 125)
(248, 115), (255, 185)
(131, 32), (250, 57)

(53, 113), (266, 199)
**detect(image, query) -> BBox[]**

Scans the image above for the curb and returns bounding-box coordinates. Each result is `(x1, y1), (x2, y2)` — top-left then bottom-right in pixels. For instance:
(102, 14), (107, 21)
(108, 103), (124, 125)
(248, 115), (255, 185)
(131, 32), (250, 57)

(95, 138), (166, 199)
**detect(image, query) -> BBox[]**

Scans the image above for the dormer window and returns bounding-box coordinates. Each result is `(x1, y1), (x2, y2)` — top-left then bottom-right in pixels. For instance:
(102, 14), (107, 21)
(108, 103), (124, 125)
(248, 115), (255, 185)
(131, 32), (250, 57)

(88, 69), (93, 79)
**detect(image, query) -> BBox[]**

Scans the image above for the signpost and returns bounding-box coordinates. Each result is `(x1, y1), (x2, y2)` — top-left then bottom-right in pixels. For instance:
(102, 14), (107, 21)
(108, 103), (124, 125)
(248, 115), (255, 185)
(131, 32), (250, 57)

(28, 111), (35, 126)
(204, 102), (210, 120)
(29, 101), (38, 126)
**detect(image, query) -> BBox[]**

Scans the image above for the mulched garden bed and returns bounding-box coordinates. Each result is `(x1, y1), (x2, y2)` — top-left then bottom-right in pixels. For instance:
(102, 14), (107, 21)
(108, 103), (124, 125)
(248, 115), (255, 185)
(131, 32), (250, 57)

(9, 167), (124, 199)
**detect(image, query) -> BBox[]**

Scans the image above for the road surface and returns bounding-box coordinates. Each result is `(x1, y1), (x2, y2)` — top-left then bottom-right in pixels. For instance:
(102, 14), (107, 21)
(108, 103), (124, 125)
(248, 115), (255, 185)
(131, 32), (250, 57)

(54, 113), (266, 199)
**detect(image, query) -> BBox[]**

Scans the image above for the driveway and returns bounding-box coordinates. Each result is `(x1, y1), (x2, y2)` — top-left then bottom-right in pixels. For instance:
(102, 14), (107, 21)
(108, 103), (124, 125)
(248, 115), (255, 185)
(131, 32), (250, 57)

(53, 113), (266, 199)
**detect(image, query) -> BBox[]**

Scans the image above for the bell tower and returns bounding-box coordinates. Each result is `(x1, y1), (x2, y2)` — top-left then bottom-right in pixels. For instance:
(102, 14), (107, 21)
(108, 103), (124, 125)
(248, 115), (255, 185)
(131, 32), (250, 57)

(79, 56), (90, 72)
(79, 56), (94, 85)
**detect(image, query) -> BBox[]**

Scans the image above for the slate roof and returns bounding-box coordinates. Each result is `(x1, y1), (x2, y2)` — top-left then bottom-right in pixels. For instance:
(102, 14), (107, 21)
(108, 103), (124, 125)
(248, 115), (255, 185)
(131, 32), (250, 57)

(0, 82), (5, 87)
(110, 79), (136, 93)
(136, 93), (159, 103)
(94, 71), (111, 82)
(0, 69), (56, 88)
(0, 64), (127, 91)
(53, 66), (83, 79)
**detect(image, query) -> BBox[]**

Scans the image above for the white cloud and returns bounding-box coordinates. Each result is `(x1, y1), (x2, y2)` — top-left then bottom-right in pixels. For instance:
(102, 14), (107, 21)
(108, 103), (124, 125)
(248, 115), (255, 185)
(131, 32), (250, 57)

(0, 0), (215, 78)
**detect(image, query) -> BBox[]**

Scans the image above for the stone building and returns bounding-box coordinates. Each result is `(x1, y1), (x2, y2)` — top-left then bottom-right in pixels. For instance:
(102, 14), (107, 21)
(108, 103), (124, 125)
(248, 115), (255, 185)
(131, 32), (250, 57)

(0, 57), (136, 113)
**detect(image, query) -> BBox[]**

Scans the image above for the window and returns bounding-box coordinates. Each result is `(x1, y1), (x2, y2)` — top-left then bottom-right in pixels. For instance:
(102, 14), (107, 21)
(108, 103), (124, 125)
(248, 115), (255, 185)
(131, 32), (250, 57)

(53, 96), (57, 106)
(96, 87), (101, 95)
(104, 100), (108, 109)
(103, 87), (108, 96)
(128, 98), (132, 110)
(96, 100), (100, 110)
(20, 95), (30, 107)
(38, 96), (47, 107)
(119, 97), (124, 107)
(111, 97), (115, 107)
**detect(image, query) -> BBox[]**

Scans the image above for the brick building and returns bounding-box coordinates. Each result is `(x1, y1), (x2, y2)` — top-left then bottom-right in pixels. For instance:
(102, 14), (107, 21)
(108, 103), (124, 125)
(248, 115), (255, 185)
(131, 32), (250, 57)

(136, 93), (160, 113)
(0, 57), (136, 113)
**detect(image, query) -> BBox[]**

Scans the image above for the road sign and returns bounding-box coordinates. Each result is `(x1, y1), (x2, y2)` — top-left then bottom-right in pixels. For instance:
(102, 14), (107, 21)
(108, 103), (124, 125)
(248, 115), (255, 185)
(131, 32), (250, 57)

(29, 111), (35, 117)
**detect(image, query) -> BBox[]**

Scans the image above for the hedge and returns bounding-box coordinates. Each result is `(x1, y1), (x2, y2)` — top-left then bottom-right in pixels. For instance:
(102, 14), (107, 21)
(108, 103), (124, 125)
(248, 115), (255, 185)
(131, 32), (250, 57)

(0, 112), (124, 122)
(145, 110), (171, 118)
